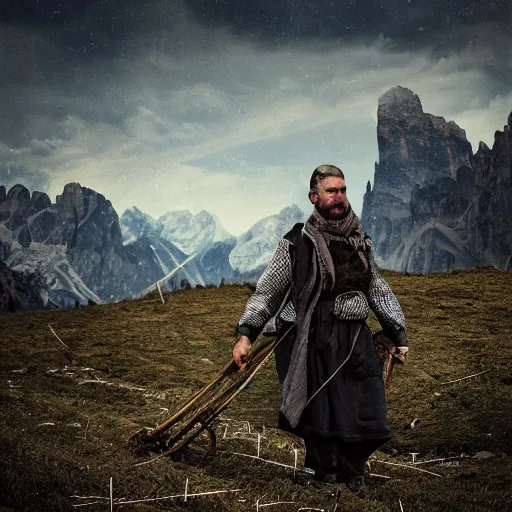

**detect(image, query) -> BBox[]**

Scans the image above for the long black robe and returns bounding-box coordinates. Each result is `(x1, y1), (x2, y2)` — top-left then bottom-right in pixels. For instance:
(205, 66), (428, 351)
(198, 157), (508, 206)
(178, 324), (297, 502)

(275, 234), (392, 476)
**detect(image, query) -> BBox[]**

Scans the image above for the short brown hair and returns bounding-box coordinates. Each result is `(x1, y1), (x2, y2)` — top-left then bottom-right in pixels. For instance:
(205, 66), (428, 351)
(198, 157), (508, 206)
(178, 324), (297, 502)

(309, 165), (345, 190)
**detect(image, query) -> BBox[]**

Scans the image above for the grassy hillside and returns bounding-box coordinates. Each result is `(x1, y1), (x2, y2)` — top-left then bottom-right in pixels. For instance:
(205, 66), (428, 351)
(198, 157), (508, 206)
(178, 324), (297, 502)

(1, 268), (511, 511)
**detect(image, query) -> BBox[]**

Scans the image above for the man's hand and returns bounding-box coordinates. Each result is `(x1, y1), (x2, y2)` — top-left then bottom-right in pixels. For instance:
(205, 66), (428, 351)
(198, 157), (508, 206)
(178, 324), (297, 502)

(233, 336), (251, 369)
(395, 346), (409, 363)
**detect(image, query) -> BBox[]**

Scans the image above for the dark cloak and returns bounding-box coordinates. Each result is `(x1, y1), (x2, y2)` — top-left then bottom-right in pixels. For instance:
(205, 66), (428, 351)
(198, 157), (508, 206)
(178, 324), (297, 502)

(275, 228), (392, 444)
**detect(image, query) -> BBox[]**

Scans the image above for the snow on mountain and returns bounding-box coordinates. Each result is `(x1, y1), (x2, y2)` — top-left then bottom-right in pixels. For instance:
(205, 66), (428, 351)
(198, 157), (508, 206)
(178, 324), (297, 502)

(211, 213), (232, 243)
(120, 206), (219, 287)
(229, 204), (306, 274)
(120, 206), (157, 244)
(121, 203), (308, 284)
(147, 237), (206, 288)
(155, 209), (233, 255)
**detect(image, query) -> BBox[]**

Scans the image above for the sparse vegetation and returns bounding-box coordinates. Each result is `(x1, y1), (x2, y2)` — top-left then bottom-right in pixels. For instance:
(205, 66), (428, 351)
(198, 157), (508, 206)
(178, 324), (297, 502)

(1, 267), (511, 511)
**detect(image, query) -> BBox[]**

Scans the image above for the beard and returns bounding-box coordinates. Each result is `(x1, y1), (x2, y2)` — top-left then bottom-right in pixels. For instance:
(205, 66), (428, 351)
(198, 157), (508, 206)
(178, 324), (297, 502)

(314, 200), (348, 220)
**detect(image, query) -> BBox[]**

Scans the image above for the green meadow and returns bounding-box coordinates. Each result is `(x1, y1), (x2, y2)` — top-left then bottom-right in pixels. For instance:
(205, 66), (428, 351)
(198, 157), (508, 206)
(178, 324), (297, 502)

(1, 267), (511, 511)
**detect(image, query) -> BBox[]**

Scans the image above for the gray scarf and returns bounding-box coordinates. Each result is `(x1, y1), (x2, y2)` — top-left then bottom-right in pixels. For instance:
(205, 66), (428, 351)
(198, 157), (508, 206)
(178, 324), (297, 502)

(280, 204), (370, 427)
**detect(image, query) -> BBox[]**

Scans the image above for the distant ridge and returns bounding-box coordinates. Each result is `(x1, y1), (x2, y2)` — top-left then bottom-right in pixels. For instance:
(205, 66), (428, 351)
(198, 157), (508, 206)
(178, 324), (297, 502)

(0, 181), (306, 310)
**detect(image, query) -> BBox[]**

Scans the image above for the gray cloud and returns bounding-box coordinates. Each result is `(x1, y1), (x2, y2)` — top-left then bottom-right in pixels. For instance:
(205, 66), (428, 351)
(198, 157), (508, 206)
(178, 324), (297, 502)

(0, 1), (510, 234)
(182, 0), (511, 54)
(0, 163), (51, 195)
(28, 139), (58, 157)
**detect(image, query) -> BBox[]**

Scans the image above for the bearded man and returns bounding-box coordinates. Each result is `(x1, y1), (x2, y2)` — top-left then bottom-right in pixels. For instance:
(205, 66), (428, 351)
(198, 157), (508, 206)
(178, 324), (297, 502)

(233, 165), (408, 493)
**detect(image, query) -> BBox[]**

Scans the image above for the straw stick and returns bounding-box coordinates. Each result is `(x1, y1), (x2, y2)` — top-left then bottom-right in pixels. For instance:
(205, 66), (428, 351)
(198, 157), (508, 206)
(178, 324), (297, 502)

(373, 460), (442, 477)
(48, 325), (69, 349)
(259, 501), (296, 508)
(71, 496), (109, 500)
(226, 452), (313, 473)
(332, 489), (340, 512)
(83, 418), (90, 440)
(99, 489), (241, 506)
(440, 368), (491, 385)
(156, 282), (165, 304)
(109, 477), (113, 512)
(412, 456), (468, 465)
(256, 494), (267, 512)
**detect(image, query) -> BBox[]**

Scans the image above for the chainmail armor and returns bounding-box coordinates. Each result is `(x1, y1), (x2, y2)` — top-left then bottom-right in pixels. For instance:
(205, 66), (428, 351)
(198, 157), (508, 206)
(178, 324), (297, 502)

(238, 239), (292, 330)
(238, 232), (405, 339)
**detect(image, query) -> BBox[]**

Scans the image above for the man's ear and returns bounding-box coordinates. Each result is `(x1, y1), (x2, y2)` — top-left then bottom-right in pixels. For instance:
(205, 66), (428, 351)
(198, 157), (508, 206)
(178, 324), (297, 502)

(309, 190), (317, 204)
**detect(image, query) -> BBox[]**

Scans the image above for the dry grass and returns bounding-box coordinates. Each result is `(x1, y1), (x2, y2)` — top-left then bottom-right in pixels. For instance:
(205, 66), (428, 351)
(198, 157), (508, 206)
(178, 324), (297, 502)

(1, 268), (511, 511)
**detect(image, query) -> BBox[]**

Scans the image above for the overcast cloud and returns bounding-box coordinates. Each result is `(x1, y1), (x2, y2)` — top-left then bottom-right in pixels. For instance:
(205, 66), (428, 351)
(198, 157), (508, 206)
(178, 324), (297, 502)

(0, 1), (510, 234)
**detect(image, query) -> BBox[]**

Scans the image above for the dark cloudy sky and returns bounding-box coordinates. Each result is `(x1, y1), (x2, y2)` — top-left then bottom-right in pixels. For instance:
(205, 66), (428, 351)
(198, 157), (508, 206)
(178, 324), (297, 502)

(1, 1), (511, 234)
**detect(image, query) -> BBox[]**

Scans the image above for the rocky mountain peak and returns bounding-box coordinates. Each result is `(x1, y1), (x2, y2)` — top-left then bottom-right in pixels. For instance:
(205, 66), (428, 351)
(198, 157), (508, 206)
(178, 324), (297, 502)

(229, 204), (305, 275)
(477, 141), (491, 153)
(124, 205), (145, 217)
(56, 182), (118, 222)
(196, 209), (212, 221)
(31, 191), (51, 211)
(121, 205), (155, 224)
(154, 209), (232, 255)
(120, 206), (156, 243)
(363, 95), (512, 272)
(3, 184), (32, 232)
(378, 86), (423, 118)
(280, 203), (304, 219)
(7, 184), (30, 201)
(372, 86), (472, 209)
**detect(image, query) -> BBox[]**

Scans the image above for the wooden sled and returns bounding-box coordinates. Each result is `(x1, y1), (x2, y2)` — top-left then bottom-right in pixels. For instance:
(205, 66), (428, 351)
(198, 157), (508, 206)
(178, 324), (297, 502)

(131, 324), (296, 465)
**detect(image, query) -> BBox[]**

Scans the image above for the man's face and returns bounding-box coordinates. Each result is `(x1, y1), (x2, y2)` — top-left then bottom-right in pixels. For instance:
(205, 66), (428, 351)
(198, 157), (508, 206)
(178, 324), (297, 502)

(309, 176), (348, 219)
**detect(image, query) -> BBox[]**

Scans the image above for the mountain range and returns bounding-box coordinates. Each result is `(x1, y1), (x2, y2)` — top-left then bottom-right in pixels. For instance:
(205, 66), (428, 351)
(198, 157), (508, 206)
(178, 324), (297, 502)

(0, 182), (306, 310)
(1, 85), (511, 311)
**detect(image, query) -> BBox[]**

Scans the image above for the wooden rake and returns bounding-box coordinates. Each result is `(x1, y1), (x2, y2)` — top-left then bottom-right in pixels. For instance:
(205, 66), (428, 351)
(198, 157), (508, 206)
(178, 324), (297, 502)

(131, 324), (296, 466)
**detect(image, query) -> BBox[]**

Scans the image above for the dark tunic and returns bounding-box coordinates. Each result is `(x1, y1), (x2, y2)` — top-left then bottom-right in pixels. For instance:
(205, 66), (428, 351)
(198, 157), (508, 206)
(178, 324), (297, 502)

(276, 235), (392, 476)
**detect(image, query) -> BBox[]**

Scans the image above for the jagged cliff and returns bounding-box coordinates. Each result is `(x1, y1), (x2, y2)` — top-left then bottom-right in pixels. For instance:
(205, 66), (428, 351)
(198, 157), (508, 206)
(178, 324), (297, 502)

(362, 86), (512, 272)
(0, 183), (199, 306)
(0, 258), (45, 312)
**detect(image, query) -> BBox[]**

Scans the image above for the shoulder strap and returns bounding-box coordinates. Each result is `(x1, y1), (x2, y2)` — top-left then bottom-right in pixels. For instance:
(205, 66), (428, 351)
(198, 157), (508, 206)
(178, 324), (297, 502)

(283, 222), (304, 246)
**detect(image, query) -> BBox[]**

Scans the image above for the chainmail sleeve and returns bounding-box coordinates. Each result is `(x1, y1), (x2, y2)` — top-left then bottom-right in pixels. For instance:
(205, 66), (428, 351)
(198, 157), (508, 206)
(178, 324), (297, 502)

(367, 239), (408, 346)
(236, 238), (292, 343)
